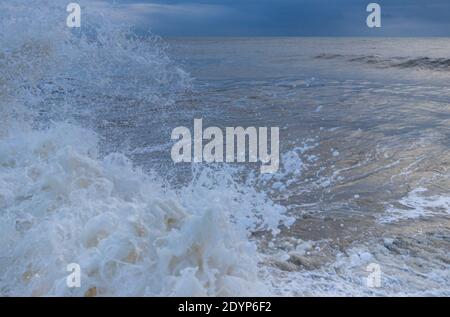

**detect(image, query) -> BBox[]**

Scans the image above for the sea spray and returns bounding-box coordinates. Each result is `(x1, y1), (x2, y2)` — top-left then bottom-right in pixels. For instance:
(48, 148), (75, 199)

(0, 0), (291, 296)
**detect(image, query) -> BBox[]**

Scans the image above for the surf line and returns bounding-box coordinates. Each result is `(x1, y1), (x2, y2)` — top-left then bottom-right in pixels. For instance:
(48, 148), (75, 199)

(171, 118), (279, 173)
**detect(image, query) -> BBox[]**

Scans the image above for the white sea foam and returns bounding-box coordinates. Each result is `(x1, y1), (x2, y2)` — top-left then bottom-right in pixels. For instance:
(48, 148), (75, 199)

(0, 0), (291, 296)
(379, 187), (450, 223)
(264, 242), (450, 296)
(0, 123), (292, 296)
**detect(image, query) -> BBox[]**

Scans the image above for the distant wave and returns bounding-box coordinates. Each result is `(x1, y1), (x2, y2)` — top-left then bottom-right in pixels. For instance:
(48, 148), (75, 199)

(394, 57), (450, 70)
(315, 53), (450, 71)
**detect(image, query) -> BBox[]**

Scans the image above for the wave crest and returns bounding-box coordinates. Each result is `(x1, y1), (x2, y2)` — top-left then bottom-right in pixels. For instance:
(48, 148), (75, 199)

(315, 53), (450, 71)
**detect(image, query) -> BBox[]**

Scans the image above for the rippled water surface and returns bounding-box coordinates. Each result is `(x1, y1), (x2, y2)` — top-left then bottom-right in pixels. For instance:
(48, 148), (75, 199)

(94, 37), (450, 295)
(163, 38), (450, 295)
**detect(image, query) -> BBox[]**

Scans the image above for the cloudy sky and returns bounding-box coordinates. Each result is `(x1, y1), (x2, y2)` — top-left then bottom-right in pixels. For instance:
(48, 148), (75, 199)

(104, 0), (450, 36)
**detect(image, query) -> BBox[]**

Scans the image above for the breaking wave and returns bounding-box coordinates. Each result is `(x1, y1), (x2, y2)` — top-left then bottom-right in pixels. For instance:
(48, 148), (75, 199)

(0, 0), (291, 296)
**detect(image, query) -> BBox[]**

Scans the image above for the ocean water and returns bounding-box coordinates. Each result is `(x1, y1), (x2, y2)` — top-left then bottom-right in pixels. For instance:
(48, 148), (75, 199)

(1, 1), (449, 296)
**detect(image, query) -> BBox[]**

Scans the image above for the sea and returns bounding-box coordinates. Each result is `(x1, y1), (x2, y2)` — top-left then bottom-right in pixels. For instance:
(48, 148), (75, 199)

(0, 1), (449, 296)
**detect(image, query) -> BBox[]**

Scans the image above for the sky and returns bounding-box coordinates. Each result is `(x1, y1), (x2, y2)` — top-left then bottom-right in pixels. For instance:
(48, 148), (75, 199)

(104, 0), (450, 37)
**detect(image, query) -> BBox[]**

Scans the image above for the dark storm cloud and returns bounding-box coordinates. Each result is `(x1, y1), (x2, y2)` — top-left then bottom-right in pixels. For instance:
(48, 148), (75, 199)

(106, 0), (450, 36)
